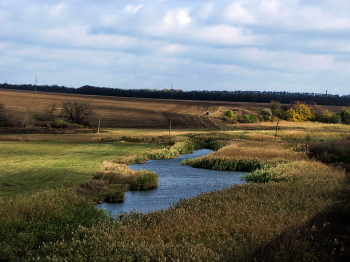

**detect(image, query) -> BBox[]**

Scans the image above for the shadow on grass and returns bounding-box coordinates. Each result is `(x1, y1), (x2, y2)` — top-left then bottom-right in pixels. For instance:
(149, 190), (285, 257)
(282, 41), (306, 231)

(250, 175), (350, 262)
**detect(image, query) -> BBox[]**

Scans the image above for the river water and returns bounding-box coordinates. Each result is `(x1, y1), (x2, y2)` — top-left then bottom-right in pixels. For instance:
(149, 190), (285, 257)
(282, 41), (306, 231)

(98, 149), (246, 215)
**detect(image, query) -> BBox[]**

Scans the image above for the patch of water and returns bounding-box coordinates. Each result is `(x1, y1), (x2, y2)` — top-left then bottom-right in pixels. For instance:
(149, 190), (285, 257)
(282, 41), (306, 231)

(98, 149), (246, 214)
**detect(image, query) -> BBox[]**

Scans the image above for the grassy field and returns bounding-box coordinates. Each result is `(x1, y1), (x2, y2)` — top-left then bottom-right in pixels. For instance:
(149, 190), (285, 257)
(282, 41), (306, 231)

(1, 131), (348, 261)
(0, 141), (162, 197)
(1, 89), (350, 261)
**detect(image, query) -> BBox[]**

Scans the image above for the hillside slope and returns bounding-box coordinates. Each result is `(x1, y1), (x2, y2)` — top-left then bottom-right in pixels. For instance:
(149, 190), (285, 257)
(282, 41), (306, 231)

(1, 89), (342, 129)
(0, 89), (264, 129)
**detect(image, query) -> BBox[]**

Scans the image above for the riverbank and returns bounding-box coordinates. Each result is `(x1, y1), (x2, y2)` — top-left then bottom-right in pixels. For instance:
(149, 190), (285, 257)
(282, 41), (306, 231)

(17, 155), (348, 261)
(1, 128), (350, 260)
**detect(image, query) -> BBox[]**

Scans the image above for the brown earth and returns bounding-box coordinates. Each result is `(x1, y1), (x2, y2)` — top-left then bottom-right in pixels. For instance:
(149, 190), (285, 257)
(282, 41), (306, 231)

(0, 89), (344, 131)
(0, 89), (270, 130)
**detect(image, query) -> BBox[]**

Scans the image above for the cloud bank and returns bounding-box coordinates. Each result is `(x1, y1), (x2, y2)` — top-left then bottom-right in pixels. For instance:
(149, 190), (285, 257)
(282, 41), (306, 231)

(1, 0), (350, 95)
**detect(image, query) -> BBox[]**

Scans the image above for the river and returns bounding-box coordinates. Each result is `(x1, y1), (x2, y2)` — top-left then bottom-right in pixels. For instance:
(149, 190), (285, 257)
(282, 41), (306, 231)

(98, 149), (246, 215)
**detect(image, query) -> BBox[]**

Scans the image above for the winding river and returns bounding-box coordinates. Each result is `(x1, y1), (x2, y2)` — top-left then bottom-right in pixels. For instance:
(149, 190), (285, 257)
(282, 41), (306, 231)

(98, 149), (246, 215)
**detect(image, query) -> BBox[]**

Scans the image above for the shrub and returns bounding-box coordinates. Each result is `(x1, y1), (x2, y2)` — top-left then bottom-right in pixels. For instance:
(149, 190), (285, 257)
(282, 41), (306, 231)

(32, 113), (45, 121)
(286, 103), (314, 122)
(104, 186), (125, 202)
(243, 114), (259, 123)
(339, 108), (350, 124)
(261, 108), (273, 121)
(329, 114), (341, 124)
(270, 101), (282, 116)
(224, 110), (234, 118)
(222, 115), (229, 122)
(130, 170), (158, 190)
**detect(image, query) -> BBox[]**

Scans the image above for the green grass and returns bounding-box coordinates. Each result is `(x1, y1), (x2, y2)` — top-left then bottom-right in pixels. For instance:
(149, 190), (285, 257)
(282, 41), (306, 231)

(0, 141), (162, 197)
(0, 188), (109, 261)
(1, 129), (350, 261)
(23, 161), (348, 261)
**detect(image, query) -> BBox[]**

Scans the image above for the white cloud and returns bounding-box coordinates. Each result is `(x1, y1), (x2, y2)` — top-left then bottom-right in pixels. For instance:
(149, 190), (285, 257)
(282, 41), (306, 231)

(123, 4), (144, 14)
(225, 1), (255, 24)
(1, 0), (350, 95)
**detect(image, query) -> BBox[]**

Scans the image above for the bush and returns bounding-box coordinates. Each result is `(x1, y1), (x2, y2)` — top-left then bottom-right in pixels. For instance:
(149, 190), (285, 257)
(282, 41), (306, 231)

(243, 114), (259, 123)
(286, 103), (314, 122)
(131, 170), (158, 190)
(224, 110), (234, 118)
(261, 108), (273, 121)
(104, 186), (125, 202)
(339, 108), (350, 124)
(329, 114), (342, 124)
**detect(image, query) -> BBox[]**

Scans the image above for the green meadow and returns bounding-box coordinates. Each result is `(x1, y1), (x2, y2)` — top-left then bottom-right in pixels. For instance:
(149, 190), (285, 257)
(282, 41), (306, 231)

(1, 123), (350, 261)
(0, 141), (162, 197)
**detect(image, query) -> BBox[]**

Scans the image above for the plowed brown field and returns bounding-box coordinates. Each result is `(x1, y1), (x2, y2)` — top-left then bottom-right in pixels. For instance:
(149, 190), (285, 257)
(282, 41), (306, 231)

(0, 89), (272, 129)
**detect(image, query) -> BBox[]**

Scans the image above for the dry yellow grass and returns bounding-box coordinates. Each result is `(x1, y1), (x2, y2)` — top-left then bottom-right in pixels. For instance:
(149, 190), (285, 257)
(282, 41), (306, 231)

(208, 140), (306, 162)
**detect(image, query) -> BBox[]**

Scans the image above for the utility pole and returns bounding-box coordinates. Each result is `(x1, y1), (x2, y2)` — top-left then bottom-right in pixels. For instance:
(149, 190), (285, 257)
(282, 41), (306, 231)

(274, 120), (279, 141)
(97, 114), (101, 134)
(325, 90), (328, 105)
(22, 108), (29, 127)
(169, 118), (172, 136)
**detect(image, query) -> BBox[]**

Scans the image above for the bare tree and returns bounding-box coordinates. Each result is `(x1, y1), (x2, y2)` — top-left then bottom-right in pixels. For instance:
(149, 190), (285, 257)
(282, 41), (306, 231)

(44, 103), (57, 121)
(60, 101), (94, 125)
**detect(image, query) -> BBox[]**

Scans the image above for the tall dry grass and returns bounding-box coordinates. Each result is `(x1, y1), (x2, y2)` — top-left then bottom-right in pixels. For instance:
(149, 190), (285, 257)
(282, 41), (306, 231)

(183, 140), (306, 171)
(0, 188), (109, 261)
(25, 161), (347, 261)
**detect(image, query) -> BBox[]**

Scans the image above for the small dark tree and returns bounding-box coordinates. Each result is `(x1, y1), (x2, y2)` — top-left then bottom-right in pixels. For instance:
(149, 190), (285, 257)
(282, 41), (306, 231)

(60, 101), (94, 125)
(339, 108), (350, 124)
(224, 110), (234, 118)
(261, 108), (272, 121)
(270, 101), (281, 116)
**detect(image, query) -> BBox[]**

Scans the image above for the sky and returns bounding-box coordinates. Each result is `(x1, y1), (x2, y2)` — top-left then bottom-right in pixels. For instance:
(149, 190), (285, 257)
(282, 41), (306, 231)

(1, 0), (350, 95)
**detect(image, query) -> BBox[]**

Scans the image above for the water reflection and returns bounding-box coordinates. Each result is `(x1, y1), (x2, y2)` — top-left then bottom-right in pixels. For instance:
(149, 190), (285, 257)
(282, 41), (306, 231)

(98, 149), (246, 214)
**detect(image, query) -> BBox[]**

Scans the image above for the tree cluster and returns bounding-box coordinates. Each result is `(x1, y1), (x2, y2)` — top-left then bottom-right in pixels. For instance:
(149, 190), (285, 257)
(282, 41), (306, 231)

(32, 101), (94, 128)
(223, 101), (346, 124)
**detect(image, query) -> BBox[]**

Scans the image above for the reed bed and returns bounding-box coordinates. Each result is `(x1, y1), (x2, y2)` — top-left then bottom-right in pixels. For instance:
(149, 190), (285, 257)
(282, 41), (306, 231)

(81, 141), (195, 203)
(183, 140), (306, 171)
(25, 161), (347, 261)
(0, 188), (109, 261)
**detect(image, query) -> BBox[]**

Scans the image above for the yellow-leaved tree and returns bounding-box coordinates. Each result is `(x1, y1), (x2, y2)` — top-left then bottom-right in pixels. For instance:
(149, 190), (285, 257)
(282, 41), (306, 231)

(286, 103), (314, 122)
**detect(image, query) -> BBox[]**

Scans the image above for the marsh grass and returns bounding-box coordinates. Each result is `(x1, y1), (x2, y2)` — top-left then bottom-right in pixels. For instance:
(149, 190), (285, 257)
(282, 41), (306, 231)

(183, 140), (306, 171)
(0, 188), (108, 261)
(25, 161), (347, 261)
(80, 141), (194, 202)
(2, 127), (350, 261)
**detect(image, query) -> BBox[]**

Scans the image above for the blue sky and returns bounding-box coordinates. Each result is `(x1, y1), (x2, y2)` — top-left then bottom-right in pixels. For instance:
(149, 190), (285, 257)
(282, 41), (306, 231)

(1, 0), (350, 95)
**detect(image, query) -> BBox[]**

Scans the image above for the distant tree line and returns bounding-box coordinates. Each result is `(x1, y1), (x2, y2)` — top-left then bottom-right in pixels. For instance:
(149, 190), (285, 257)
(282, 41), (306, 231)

(1, 83), (350, 106)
